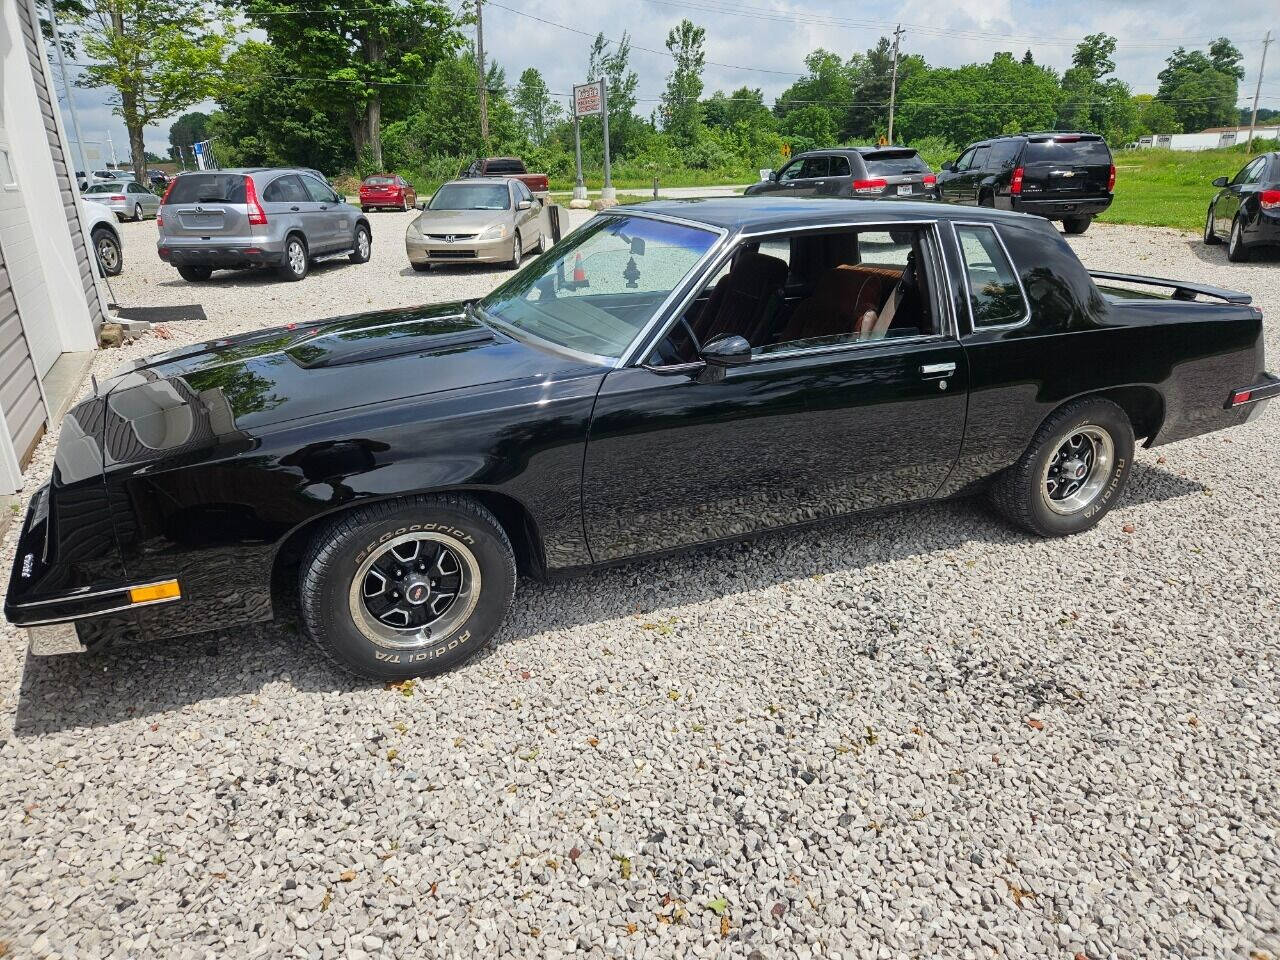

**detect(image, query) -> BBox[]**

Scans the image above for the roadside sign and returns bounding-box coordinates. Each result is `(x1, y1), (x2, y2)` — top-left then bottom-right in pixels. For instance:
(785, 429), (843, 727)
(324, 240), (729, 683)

(574, 81), (603, 117)
(781, 143), (790, 159)
(82, 142), (103, 168)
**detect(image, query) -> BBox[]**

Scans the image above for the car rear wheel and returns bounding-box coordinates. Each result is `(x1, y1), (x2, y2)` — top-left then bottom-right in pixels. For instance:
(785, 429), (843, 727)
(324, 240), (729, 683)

(978, 190), (994, 208)
(92, 228), (122, 276)
(1227, 215), (1251, 262)
(133, 203), (144, 222)
(349, 224), (371, 264)
(177, 264), (212, 282)
(298, 494), (516, 680)
(1203, 206), (1221, 245)
(1063, 215), (1092, 235)
(279, 235), (309, 281)
(989, 397), (1133, 537)
(401, 197), (409, 212)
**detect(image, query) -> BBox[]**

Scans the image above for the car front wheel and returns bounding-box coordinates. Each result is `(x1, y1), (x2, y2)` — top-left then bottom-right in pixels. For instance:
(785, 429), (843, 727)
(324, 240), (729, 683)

(1203, 206), (1221, 245)
(298, 494), (516, 680)
(989, 397), (1134, 537)
(279, 235), (309, 281)
(509, 235), (522, 269)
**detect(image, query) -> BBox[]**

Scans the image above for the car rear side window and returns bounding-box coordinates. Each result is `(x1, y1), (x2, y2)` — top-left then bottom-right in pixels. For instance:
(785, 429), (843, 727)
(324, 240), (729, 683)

(955, 224), (1028, 329)
(829, 155), (851, 176)
(1023, 138), (1111, 164)
(863, 151), (927, 176)
(263, 175), (309, 203)
(986, 141), (1022, 170)
(166, 173), (246, 205)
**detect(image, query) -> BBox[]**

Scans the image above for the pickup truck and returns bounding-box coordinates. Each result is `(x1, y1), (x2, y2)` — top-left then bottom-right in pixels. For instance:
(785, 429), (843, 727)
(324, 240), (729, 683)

(6, 198), (1275, 682)
(463, 156), (549, 195)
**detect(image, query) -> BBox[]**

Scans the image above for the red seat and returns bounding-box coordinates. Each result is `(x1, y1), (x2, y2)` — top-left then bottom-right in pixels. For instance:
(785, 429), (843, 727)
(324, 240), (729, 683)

(775, 264), (903, 343)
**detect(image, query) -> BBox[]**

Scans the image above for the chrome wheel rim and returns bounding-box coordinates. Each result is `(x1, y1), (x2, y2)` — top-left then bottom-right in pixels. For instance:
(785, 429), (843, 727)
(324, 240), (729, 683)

(1042, 425), (1114, 515)
(96, 238), (119, 270)
(288, 241), (306, 275)
(348, 532), (481, 649)
(357, 229), (370, 259)
(512, 238), (521, 267)
(134, 204), (143, 221)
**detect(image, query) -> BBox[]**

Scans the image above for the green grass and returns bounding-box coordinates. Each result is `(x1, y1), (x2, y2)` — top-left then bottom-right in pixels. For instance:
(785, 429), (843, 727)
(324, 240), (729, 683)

(1101, 144), (1277, 232)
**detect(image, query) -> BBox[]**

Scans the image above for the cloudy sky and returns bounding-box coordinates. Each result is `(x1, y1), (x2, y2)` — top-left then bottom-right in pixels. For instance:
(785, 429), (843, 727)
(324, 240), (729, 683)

(53, 0), (1277, 164)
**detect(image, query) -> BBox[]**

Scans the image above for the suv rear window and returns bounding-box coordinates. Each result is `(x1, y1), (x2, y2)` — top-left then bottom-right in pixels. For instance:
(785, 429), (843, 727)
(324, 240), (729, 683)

(1023, 138), (1111, 164)
(484, 159), (525, 174)
(166, 174), (246, 204)
(863, 151), (928, 176)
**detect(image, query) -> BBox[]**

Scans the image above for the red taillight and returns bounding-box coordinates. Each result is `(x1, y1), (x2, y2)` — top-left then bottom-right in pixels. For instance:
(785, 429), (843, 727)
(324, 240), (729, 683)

(110, 194), (125, 201)
(157, 178), (176, 226)
(1011, 166), (1025, 195)
(1107, 164), (1116, 192)
(244, 175), (267, 226)
(1261, 189), (1280, 210)
(852, 178), (888, 194)
(1054, 135), (1081, 142)
(922, 174), (936, 186)
(1231, 389), (1253, 406)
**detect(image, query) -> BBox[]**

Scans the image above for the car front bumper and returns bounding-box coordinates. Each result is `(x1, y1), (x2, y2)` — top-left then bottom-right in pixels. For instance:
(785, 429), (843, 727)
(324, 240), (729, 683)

(406, 234), (514, 265)
(1012, 195), (1113, 219)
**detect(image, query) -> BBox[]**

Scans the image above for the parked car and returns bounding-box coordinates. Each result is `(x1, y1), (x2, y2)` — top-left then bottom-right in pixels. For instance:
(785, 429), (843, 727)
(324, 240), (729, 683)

(935, 132), (1115, 234)
(81, 198), (123, 276)
(359, 173), (417, 211)
(83, 180), (161, 222)
(745, 147), (938, 200)
(8, 198), (1275, 680)
(463, 157), (550, 196)
(1203, 152), (1280, 262)
(156, 168), (371, 282)
(405, 178), (550, 270)
(147, 169), (170, 191)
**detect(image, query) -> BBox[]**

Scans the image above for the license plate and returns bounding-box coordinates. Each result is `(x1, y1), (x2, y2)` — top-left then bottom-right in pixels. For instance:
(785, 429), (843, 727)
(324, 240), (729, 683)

(181, 212), (222, 228)
(897, 184), (912, 196)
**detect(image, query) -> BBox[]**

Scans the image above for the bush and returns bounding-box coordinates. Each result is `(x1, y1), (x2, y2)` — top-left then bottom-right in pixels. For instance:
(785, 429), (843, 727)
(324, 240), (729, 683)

(905, 134), (959, 170)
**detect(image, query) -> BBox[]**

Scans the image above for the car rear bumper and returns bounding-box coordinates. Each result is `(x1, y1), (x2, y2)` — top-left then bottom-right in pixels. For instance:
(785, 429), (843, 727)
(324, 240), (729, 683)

(406, 234), (513, 264)
(158, 240), (284, 267)
(1012, 196), (1113, 219)
(1229, 372), (1280, 424)
(1247, 211), (1280, 245)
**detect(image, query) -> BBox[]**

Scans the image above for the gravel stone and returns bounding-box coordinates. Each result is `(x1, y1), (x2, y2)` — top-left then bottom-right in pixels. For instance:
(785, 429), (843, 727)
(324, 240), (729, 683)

(1, 216), (1279, 958)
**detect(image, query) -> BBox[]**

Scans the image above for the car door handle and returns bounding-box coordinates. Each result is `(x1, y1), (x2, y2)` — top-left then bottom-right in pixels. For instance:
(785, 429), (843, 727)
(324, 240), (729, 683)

(814, 181), (825, 186)
(920, 362), (956, 378)
(290, 206), (300, 211)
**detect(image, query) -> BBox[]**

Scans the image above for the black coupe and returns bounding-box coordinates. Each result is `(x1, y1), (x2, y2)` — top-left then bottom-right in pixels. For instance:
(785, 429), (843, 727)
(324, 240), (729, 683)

(7, 199), (1277, 679)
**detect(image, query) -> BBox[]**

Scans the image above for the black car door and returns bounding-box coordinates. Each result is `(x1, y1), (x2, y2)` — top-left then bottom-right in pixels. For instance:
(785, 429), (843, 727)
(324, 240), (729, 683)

(580, 224), (968, 562)
(938, 148), (976, 204)
(1220, 156), (1267, 235)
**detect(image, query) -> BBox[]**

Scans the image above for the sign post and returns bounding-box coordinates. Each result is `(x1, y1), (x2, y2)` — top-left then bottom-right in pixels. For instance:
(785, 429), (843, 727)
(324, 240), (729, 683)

(599, 78), (614, 204)
(573, 80), (615, 206)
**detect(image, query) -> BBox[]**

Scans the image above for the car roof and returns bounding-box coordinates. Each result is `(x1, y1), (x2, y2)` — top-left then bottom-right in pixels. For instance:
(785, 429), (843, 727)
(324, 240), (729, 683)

(793, 146), (920, 157)
(625, 196), (1029, 233)
(445, 178), (517, 186)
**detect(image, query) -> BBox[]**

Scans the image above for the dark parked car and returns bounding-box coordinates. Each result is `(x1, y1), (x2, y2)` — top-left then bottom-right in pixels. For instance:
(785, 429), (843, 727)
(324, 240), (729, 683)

(463, 157), (550, 196)
(7, 198), (1275, 681)
(1203, 152), (1280, 262)
(936, 132), (1115, 234)
(746, 147), (937, 200)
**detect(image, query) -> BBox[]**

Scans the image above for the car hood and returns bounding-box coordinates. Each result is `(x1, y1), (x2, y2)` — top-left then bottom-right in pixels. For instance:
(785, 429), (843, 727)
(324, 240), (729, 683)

(88, 301), (600, 470)
(412, 209), (510, 232)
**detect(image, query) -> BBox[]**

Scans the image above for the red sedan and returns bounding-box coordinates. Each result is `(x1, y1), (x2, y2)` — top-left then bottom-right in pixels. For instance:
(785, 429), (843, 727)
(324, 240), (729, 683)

(359, 174), (417, 212)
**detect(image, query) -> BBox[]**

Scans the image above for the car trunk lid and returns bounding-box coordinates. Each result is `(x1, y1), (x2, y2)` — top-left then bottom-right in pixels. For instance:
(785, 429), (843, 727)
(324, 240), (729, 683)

(1019, 136), (1112, 200)
(161, 172), (251, 237)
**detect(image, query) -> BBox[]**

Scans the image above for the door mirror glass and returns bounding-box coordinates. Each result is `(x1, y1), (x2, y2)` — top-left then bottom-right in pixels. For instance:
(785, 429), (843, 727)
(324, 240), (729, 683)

(1212, 176), (1228, 187)
(700, 334), (752, 367)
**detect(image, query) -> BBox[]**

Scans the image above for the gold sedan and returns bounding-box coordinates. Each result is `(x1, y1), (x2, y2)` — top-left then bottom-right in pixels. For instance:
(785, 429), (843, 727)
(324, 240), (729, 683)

(406, 178), (552, 271)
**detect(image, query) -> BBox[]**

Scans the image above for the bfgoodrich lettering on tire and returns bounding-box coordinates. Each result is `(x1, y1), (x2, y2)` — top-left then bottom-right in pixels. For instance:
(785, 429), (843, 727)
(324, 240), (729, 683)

(299, 495), (515, 680)
(989, 397), (1134, 537)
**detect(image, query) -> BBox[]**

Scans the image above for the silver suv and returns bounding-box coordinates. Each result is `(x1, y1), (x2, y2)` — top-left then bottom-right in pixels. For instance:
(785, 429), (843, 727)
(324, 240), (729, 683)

(156, 168), (371, 282)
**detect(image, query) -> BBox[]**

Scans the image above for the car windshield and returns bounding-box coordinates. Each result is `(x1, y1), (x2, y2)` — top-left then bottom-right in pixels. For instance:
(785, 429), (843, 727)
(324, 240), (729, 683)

(364, 176), (395, 185)
(479, 213), (718, 362)
(429, 183), (510, 210)
(86, 183), (125, 193)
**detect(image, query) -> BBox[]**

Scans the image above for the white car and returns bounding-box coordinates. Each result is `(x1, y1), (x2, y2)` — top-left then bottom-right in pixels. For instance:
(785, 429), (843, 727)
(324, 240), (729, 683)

(81, 198), (123, 276)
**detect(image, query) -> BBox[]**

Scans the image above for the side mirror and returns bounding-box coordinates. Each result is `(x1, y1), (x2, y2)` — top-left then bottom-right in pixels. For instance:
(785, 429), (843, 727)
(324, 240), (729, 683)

(517, 199), (532, 210)
(700, 334), (751, 367)
(418, 200), (428, 210)
(1211, 176), (1228, 187)
(630, 236), (646, 256)
(941, 161), (954, 172)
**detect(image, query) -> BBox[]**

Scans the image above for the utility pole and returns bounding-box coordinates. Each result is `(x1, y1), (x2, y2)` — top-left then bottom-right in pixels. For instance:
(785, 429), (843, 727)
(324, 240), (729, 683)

(887, 24), (904, 145)
(475, 0), (490, 147)
(46, 0), (90, 179)
(1247, 30), (1272, 151)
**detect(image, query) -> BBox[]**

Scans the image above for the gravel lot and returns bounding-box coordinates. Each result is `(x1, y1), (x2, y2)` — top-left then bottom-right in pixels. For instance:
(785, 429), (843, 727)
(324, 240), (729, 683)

(1, 213), (1278, 960)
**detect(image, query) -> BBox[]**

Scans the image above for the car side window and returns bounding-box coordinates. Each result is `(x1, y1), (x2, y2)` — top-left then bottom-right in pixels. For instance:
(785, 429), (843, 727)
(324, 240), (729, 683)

(970, 147), (991, 171)
(263, 174), (309, 203)
(799, 156), (829, 179)
(776, 160), (804, 183)
(1245, 158), (1268, 184)
(829, 155), (851, 177)
(1232, 158), (1263, 185)
(516, 181), (532, 203)
(301, 174), (336, 203)
(953, 149), (975, 172)
(955, 224), (1028, 329)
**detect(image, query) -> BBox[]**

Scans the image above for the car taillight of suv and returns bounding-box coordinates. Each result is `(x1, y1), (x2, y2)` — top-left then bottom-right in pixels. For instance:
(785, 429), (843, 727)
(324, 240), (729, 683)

(245, 176), (268, 226)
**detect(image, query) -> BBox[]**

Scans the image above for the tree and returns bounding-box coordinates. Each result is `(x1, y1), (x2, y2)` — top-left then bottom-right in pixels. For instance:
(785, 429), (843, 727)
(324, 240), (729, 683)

(1021, 50), (1035, 66)
(167, 111), (209, 159)
(238, 0), (461, 169)
(660, 19), (706, 149)
(775, 49), (856, 142)
(1058, 35), (1136, 144)
(513, 68), (560, 146)
(1071, 33), (1116, 81)
(1156, 41), (1242, 132)
(847, 37), (925, 142)
(65, 0), (231, 184)
(1132, 94), (1181, 136)
(584, 32), (642, 158)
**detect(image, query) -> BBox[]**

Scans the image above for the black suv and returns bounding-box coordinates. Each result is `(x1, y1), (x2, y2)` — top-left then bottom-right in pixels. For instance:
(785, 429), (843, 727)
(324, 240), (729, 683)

(745, 147), (938, 201)
(935, 132), (1114, 234)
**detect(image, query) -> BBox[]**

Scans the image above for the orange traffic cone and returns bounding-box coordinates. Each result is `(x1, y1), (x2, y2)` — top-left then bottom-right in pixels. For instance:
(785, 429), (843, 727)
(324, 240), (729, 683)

(573, 252), (586, 284)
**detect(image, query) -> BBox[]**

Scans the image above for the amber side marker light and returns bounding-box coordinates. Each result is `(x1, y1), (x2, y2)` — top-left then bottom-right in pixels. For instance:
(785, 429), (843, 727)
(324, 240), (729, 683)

(129, 580), (181, 604)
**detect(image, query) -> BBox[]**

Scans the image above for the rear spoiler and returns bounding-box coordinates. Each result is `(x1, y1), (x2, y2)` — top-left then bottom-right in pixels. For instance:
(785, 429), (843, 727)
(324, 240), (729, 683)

(1088, 270), (1252, 306)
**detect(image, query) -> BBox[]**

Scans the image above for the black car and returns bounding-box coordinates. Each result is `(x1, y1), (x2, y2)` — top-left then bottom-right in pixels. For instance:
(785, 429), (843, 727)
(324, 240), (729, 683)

(1204, 152), (1280, 262)
(936, 132), (1115, 234)
(745, 147), (937, 201)
(7, 199), (1276, 681)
